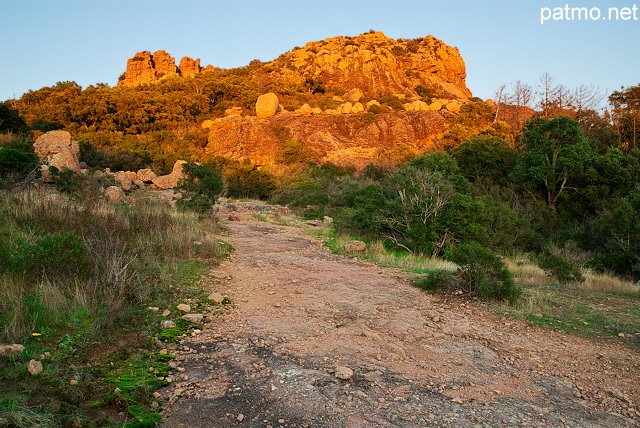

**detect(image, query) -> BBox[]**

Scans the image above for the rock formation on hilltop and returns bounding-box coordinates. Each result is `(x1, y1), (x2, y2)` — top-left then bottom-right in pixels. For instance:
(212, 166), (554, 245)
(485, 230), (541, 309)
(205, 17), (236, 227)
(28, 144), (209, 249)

(116, 31), (482, 167)
(263, 31), (471, 100)
(118, 50), (213, 86)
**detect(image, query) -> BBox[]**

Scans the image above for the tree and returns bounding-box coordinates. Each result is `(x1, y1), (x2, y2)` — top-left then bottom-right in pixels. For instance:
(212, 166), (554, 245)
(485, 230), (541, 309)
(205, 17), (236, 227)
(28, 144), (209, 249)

(510, 80), (534, 109)
(452, 136), (516, 183)
(511, 116), (596, 207)
(0, 103), (28, 134)
(573, 84), (603, 120)
(536, 73), (560, 117)
(609, 84), (640, 149)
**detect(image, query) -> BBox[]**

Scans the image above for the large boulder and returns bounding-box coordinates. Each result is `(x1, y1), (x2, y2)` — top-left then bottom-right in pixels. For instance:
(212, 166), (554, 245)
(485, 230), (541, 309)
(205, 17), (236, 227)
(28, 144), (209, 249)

(105, 186), (125, 201)
(137, 168), (157, 183)
(47, 145), (82, 173)
(113, 171), (133, 191)
(33, 130), (79, 159)
(151, 160), (187, 190)
(256, 93), (279, 118)
(34, 131), (82, 178)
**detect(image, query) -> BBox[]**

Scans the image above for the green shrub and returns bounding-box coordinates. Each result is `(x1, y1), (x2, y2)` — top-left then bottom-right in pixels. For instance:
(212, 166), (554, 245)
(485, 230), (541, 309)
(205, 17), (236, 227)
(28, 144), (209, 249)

(6, 231), (92, 280)
(176, 194), (214, 214)
(0, 148), (38, 176)
(180, 162), (223, 199)
(537, 250), (585, 283)
(224, 165), (276, 200)
(412, 270), (456, 291)
(49, 167), (84, 194)
(445, 242), (521, 303)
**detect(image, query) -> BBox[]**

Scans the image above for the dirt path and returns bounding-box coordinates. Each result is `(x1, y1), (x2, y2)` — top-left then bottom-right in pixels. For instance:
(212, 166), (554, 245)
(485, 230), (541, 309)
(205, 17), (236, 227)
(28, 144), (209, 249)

(160, 205), (639, 427)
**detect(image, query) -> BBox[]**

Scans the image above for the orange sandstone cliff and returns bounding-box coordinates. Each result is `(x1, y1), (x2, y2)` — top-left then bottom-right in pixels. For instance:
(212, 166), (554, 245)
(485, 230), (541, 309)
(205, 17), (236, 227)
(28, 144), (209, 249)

(118, 31), (479, 167)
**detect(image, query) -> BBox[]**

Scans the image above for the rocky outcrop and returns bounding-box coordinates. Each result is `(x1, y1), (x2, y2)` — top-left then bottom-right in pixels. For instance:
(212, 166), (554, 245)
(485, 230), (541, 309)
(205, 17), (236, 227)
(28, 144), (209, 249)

(268, 31), (471, 100)
(256, 93), (280, 118)
(152, 50), (178, 78)
(205, 116), (282, 165)
(204, 110), (447, 168)
(179, 56), (201, 78)
(151, 160), (188, 190)
(117, 31), (470, 99)
(119, 51), (210, 86)
(34, 131), (82, 178)
(33, 130), (79, 159)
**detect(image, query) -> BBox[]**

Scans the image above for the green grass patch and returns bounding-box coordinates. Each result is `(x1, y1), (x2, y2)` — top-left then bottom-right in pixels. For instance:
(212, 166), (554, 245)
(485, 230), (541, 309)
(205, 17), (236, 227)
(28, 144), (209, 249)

(497, 282), (640, 344)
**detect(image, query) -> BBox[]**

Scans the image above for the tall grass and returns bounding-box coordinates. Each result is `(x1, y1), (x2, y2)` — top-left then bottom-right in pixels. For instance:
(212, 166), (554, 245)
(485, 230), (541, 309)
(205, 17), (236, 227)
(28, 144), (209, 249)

(0, 187), (225, 342)
(504, 257), (639, 296)
(325, 234), (457, 272)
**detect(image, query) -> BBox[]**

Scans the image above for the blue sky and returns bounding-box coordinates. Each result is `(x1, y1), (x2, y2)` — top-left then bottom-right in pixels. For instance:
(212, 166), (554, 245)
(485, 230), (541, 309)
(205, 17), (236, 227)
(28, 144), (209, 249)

(0, 0), (638, 103)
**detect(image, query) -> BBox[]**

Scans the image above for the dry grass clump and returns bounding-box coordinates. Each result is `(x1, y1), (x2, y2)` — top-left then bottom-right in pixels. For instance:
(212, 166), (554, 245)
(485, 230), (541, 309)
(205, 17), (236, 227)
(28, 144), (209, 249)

(0, 187), (225, 342)
(504, 256), (639, 296)
(503, 257), (548, 284)
(582, 269), (639, 294)
(364, 239), (458, 271)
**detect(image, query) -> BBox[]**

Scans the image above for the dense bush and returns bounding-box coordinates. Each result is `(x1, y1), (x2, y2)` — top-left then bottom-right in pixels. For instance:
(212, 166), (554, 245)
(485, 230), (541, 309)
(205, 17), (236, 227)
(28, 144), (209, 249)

(446, 242), (521, 303)
(0, 136), (38, 183)
(177, 162), (224, 213)
(224, 165), (276, 200)
(537, 249), (585, 283)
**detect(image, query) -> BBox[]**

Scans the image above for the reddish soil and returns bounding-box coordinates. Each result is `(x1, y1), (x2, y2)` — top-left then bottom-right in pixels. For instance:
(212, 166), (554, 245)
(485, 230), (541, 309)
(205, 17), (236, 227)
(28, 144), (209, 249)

(160, 205), (639, 427)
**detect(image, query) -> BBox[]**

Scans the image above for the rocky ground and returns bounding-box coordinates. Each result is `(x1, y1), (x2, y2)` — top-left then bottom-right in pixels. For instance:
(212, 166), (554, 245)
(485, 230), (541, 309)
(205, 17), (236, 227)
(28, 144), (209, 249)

(159, 204), (639, 428)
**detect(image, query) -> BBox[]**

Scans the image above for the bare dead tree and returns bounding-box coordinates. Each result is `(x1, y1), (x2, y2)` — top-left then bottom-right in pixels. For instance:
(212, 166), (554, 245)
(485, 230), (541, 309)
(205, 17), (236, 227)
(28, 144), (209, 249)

(555, 84), (574, 110)
(536, 73), (560, 117)
(511, 80), (533, 108)
(573, 84), (604, 121)
(493, 83), (507, 123)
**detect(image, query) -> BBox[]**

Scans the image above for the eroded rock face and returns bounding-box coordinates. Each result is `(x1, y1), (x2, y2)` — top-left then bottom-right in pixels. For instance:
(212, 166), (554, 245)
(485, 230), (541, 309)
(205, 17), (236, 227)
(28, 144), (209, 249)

(269, 31), (471, 99)
(205, 110), (447, 168)
(179, 56), (202, 78)
(204, 116), (282, 165)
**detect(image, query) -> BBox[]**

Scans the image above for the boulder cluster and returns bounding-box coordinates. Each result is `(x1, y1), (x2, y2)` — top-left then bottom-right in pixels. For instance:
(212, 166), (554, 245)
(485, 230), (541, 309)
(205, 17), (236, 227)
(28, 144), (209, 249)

(33, 130), (188, 202)
(118, 50), (215, 87)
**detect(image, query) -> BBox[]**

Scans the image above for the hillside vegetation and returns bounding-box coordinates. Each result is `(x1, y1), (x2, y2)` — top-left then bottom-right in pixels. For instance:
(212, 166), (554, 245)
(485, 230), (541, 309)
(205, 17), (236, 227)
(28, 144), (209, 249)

(0, 30), (639, 426)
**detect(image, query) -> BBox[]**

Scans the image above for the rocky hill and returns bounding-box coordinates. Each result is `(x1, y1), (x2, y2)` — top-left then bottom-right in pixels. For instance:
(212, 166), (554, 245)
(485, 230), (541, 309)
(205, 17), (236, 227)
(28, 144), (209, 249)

(118, 31), (471, 100)
(263, 31), (471, 100)
(113, 31), (485, 167)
